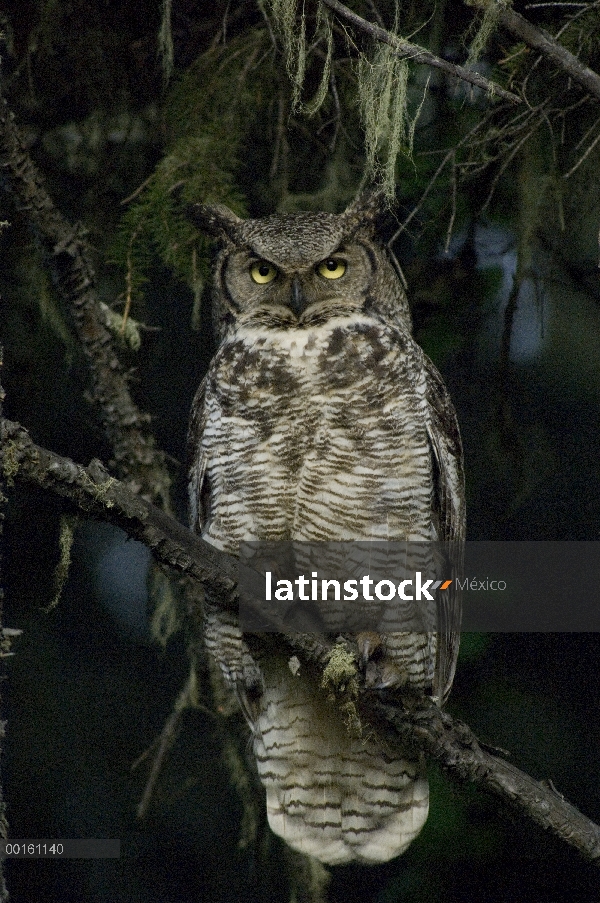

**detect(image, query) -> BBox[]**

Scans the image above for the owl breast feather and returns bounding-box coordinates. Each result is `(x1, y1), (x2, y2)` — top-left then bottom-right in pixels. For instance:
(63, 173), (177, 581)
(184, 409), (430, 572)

(202, 314), (435, 547)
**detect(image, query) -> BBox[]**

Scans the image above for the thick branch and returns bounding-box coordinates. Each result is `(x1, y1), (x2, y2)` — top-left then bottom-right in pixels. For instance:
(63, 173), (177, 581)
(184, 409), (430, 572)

(0, 92), (171, 508)
(0, 417), (238, 609)
(468, 0), (600, 104)
(319, 0), (522, 104)
(377, 697), (600, 862)
(1, 416), (600, 864)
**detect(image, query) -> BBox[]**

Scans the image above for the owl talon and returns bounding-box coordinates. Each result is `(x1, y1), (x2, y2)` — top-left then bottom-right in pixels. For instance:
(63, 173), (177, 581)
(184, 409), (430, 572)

(357, 630), (383, 668)
(364, 658), (409, 690)
(235, 657), (264, 729)
(364, 660), (380, 688)
(376, 662), (409, 690)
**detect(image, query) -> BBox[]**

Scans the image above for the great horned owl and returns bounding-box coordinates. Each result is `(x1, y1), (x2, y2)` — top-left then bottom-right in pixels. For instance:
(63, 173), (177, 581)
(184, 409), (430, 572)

(187, 193), (465, 865)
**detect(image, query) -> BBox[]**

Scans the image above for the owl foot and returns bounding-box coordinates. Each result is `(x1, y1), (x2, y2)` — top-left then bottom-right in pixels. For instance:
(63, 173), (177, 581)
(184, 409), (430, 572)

(364, 660), (409, 690)
(357, 631), (409, 690)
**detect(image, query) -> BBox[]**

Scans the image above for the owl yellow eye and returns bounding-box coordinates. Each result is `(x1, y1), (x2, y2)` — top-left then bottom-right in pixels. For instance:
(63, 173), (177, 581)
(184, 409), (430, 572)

(250, 261), (277, 284)
(318, 258), (346, 280)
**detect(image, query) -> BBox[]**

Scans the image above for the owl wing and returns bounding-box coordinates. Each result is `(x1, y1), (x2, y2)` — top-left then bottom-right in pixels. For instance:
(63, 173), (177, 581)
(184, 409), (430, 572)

(423, 353), (466, 704)
(187, 375), (209, 533)
(186, 375), (265, 725)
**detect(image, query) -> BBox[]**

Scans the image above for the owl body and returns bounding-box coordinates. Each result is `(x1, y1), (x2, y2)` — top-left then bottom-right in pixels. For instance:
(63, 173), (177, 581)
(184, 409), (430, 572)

(188, 196), (465, 865)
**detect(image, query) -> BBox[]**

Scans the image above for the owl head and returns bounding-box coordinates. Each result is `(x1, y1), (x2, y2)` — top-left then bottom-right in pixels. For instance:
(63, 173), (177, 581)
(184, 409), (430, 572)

(187, 192), (412, 338)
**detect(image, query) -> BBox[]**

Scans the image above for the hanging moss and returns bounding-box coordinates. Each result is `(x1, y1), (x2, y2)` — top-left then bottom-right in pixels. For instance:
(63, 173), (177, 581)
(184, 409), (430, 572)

(465, 0), (511, 68)
(46, 514), (77, 612)
(266, 0), (421, 201)
(266, 0), (333, 116)
(266, 0), (307, 110)
(358, 44), (411, 201)
(149, 567), (181, 647)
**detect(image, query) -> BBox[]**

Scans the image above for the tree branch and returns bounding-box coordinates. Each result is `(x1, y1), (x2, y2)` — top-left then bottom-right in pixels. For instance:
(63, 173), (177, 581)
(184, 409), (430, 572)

(377, 697), (600, 863)
(2, 415), (600, 865)
(468, 0), (600, 104)
(0, 417), (237, 608)
(0, 92), (171, 508)
(319, 0), (522, 104)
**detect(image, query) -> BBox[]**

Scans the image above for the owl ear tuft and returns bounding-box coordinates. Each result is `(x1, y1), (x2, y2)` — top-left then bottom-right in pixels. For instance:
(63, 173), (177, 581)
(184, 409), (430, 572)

(341, 189), (390, 234)
(186, 203), (242, 241)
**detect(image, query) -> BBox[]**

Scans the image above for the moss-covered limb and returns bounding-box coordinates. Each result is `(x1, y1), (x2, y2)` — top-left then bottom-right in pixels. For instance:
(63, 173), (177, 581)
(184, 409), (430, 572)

(467, 0), (600, 104)
(319, 0), (521, 103)
(0, 416), (237, 606)
(0, 91), (171, 509)
(2, 414), (600, 865)
(0, 415), (332, 658)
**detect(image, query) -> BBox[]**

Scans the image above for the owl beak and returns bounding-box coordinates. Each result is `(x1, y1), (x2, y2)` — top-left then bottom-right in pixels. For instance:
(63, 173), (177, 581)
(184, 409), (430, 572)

(290, 277), (308, 317)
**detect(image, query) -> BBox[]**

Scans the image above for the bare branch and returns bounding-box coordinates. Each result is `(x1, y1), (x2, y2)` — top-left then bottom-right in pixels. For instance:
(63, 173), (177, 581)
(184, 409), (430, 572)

(2, 415), (600, 865)
(378, 696), (600, 863)
(468, 1), (600, 104)
(444, 153), (458, 254)
(318, 0), (522, 103)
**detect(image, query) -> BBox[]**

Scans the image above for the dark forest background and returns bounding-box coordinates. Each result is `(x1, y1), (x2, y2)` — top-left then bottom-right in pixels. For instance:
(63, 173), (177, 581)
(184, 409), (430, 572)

(1, 1), (600, 900)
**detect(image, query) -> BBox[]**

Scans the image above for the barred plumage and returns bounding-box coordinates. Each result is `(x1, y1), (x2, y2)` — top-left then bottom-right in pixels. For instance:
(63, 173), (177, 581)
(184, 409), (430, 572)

(187, 193), (465, 865)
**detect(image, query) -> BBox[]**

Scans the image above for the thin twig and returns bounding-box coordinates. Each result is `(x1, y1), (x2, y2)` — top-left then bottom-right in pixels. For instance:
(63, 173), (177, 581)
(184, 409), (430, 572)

(444, 152), (458, 254)
(222, 0), (232, 44)
(525, 3), (589, 8)
(563, 122), (600, 177)
(134, 673), (198, 818)
(388, 149), (454, 243)
(328, 68), (341, 152)
(122, 223), (142, 335)
(481, 116), (545, 210)
(552, 0), (600, 41)
(270, 89), (287, 182)
(257, 0), (278, 50)
(319, 0), (522, 103)
(120, 173), (155, 206)
(572, 111), (600, 152)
